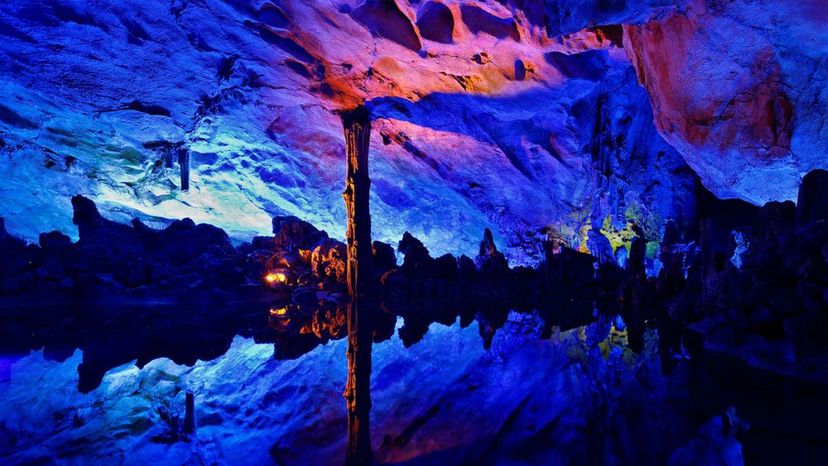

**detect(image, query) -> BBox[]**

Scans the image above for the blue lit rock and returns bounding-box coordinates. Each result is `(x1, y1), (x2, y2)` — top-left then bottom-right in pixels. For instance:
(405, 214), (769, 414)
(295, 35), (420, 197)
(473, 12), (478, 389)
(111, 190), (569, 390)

(0, 0), (695, 262)
(0, 315), (735, 465)
(624, 0), (828, 204)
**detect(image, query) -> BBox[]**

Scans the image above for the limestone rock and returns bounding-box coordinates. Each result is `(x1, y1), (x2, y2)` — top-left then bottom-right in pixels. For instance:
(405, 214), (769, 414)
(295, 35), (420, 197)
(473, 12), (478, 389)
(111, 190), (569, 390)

(796, 169), (828, 225)
(475, 228), (508, 275)
(312, 239), (347, 284)
(0, 0), (697, 263)
(272, 216), (329, 252)
(623, 0), (828, 204)
(372, 241), (396, 274)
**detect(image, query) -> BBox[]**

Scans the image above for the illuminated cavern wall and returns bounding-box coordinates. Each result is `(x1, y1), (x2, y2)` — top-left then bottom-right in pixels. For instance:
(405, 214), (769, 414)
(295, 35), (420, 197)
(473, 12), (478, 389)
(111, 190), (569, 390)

(0, 0), (824, 261)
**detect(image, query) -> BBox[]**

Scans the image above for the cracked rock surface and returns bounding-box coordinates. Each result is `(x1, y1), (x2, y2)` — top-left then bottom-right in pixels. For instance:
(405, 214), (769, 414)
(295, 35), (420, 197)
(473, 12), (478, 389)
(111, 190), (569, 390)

(0, 0), (697, 261)
(0, 0), (823, 260)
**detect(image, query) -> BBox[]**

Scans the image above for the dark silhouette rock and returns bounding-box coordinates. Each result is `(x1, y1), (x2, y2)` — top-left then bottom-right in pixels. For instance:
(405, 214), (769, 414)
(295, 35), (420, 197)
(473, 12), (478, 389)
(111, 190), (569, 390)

(17, 196), (246, 291)
(587, 229), (613, 265)
(0, 218), (9, 279)
(796, 169), (828, 225)
(458, 255), (477, 281)
(475, 228), (508, 275)
(657, 220), (685, 300)
(433, 254), (458, 281)
(251, 236), (276, 250)
(178, 148), (190, 191)
(372, 241), (396, 274)
(398, 232), (432, 277)
(72, 194), (125, 242)
(272, 216), (329, 252)
(627, 224), (647, 280)
(756, 201), (795, 240)
(38, 231), (72, 252)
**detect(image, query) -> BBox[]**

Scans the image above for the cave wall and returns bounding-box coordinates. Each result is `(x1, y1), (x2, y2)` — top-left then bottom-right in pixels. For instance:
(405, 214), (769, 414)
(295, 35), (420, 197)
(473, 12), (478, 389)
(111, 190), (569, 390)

(1, 0), (804, 262)
(623, 0), (828, 204)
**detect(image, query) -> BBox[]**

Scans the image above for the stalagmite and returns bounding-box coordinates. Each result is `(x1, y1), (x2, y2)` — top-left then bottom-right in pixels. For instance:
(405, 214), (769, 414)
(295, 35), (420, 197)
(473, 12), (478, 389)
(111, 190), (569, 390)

(341, 105), (373, 466)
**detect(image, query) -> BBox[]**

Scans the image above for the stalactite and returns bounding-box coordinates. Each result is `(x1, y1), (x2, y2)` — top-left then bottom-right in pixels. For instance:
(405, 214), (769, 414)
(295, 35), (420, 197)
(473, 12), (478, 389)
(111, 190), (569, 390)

(627, 224), (647, 280)
(178, 148), (190, 191)
(184, 392), (195, 434)
(341, 104), (373, 466)
(0, 218), (8, 278)
(591, 92), (611, 182)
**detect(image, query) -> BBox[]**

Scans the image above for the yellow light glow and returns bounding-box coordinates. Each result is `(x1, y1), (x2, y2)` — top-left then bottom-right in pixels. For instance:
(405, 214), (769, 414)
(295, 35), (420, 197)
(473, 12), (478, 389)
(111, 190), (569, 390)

(264, 272), (287, 284)
(270, 307), (288, 316)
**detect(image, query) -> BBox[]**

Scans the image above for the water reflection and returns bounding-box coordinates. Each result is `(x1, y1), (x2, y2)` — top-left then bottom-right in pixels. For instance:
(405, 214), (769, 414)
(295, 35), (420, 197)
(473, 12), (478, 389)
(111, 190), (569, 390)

(344, 298), (376, 465)
(0, 295), (621, 432)
(0, 294), (819, 465)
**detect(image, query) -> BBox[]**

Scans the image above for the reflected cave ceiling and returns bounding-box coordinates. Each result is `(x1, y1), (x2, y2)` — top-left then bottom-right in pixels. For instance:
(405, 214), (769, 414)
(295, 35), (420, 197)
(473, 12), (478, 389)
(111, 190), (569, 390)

(0, 0), (825, 261)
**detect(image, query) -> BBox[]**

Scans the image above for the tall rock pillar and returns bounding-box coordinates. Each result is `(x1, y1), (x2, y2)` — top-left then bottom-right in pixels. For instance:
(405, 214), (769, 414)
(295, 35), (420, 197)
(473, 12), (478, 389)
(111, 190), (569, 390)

(342, 105), (372, 297)
(341, 105), (373, 466)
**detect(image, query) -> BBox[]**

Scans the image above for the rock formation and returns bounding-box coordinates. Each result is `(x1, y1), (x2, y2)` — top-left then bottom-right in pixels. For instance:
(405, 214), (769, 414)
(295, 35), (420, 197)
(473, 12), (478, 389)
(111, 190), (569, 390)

(2, 3), (828, 463)
(342, 106), (373, 297)
(0, 0), (704, 261)
(341, 105), (374, 465)
(475, 228), (509, 275)
(623, 0), (828, 204)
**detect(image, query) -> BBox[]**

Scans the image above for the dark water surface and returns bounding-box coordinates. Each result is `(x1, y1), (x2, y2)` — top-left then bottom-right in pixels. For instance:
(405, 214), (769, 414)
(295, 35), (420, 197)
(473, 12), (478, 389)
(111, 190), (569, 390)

(0, 295), (826, 465)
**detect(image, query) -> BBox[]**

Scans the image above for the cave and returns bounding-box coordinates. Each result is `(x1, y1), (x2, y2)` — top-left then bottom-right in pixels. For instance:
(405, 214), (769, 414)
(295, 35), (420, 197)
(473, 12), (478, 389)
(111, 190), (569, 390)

(1, 1), (828, 465)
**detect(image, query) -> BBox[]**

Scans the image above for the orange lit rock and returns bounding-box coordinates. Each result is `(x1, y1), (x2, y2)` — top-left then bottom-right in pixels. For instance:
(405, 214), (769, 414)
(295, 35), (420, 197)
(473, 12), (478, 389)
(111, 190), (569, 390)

(623, 0), (828, 204)
(312, 239), (348, 284)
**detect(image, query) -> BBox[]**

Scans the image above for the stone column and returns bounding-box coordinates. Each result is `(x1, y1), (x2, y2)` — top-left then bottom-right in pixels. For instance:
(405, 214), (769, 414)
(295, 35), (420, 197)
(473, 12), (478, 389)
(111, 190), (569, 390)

(341, 105), (372, 297)
(341, 105), (373, 466)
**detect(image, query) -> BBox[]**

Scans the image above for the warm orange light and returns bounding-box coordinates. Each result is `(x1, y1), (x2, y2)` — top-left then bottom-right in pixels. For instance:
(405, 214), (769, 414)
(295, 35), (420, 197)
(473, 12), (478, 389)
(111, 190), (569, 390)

(269, 307), (288, 316)
(264, 272), (287, 284)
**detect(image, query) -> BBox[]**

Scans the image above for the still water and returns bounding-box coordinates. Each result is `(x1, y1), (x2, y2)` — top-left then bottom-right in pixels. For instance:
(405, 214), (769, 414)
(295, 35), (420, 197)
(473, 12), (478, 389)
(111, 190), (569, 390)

(0, 297), (822, 465)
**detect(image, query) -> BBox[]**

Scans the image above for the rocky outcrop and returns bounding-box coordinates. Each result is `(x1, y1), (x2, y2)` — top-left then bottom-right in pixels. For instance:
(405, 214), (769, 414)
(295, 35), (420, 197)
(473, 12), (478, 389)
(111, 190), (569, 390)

(371, 240), (396, 275)
(272, 216), (329, 252)
(416, 1), (454, 44)
(542, 0), (683, 36)
(796, 169), (828, 225)
(398, 232), (432, 278)
(623, 0), (828, 204)
(662, 169), (828, 369)
(351, 0), (422, 52)
(0, 196), (246, 293)
(475, 228), (508, 275)
(312, 239), (348, 285)
(460, 4), (520, 41)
